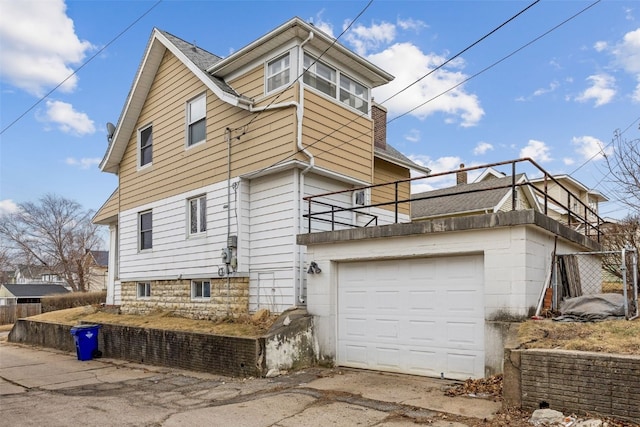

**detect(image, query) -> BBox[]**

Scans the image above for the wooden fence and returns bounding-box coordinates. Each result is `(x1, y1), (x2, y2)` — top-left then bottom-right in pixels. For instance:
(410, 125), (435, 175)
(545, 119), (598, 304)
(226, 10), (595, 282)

(0, 303), (41, 325)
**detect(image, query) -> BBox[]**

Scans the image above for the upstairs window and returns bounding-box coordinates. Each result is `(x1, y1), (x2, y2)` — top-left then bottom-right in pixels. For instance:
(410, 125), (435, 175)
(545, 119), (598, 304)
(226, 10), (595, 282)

(302, 53), (370, 114)
(139, 125), (152, 167)
(303, 53), (336, 97)
(187, 94), (206, 147)
(139, 210), (152, 251)
(188, 195), (207, 235)
(266, 53), (290, 92)
(340, 74), (369, 114)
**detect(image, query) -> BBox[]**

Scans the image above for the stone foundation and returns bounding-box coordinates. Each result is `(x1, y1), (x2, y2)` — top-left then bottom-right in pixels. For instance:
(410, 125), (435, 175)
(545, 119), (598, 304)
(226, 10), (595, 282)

(120, 277), (249, 319)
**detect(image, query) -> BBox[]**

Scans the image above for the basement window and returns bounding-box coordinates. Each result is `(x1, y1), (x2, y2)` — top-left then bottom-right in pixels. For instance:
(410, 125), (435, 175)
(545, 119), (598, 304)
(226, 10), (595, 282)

(137, 282), (151, 299)
(191, 280), (211, 300)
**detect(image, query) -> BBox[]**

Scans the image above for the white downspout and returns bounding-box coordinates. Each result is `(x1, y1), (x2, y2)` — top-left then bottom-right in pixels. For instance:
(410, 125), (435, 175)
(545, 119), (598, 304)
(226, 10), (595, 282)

(297, 32), (314, 304)
(244, 32), (314, 306)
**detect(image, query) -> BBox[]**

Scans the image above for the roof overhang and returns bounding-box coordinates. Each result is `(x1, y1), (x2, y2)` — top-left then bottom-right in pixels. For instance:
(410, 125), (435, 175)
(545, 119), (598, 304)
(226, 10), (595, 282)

(208, 17), (394, 88)
(99, 29), (247, 174)
(375, 149), (431, 175)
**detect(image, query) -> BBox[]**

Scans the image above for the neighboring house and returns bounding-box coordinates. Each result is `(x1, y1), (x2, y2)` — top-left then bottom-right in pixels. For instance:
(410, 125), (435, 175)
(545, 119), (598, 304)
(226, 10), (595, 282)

(85, 250), (109, 292)
(0, 283), (70, 305)
(12, 265), (68, 287)
(529, 174), (608, 228)
(411, 165), (539, 221)
(93, 18), (429, 317)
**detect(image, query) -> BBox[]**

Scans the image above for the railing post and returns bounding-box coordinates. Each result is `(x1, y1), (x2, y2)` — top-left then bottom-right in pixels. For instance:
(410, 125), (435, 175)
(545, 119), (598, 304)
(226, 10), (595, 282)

(331, 206), (335, 231)
(511, 162), (516, 210)
(307, 198), (311, 233)
(395, 182), (399, 223)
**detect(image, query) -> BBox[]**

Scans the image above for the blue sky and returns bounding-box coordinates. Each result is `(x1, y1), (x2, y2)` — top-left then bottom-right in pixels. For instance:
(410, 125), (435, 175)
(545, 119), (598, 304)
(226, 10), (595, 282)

(1, 0), (639, 223)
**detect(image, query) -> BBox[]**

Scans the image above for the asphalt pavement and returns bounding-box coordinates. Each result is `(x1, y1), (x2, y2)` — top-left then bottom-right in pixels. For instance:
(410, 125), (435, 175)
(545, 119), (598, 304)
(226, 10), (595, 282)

(0, 337), (501, 427)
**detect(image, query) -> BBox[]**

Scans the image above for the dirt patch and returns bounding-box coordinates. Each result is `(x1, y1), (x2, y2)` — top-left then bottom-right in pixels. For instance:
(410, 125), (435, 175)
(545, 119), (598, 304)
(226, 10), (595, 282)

(28, 305), (278, 337)
(517, 318), (640, 354)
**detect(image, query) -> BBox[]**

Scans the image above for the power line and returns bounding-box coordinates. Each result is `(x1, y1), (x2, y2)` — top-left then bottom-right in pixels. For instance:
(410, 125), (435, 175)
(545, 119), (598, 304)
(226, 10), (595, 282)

(0, 0), (163, 136)
(245, 0), (544, 177)
(238, 0), (374, 133)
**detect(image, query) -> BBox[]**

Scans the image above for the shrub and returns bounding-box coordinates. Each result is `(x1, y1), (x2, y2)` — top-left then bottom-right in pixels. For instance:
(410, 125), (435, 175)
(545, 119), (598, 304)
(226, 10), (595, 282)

(41, 291), (107, 313)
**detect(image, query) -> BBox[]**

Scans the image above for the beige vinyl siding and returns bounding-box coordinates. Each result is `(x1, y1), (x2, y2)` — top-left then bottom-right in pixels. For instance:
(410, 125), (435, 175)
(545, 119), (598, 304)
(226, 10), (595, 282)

(372, 158), (410, 215)
(93, 188), (119, 224)
(302, 91), (373, 184)
(118, 50), (300, 212)
(228, 64), (264, 100)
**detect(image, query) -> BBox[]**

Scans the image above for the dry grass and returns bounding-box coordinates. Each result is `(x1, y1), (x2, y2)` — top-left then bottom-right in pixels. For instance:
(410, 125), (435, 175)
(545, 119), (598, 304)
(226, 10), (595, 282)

(29, 305), (277, 337)
(517, 318), (640, 354)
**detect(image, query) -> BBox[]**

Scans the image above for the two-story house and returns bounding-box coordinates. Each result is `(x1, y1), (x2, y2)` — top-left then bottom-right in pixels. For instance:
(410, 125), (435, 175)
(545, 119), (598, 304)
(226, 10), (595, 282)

(93, 17), (429, 318)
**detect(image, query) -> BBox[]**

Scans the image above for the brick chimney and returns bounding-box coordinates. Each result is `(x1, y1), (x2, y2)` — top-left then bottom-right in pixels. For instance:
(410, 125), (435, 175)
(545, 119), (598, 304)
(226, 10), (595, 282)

(372, 102), (387, 150)
(456, 163), (467, 185)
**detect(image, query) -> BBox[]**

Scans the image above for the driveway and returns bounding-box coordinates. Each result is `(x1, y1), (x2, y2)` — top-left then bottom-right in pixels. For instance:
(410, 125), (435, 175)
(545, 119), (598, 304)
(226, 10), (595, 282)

(0, 339), (505, 427)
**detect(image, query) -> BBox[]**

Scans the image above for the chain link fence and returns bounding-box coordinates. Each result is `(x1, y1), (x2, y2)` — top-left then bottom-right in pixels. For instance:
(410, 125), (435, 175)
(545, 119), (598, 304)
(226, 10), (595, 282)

(553, 249), (638, 319)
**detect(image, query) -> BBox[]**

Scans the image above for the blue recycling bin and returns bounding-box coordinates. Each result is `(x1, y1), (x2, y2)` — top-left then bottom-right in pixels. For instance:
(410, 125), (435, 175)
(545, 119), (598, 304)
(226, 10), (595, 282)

(70, 324), (101, 361)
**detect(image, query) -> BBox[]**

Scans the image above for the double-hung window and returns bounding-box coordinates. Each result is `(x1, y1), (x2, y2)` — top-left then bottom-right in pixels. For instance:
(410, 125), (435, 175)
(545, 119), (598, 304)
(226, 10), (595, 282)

(191, 280), (211, 300)
(139, 210), (152, 250)
(139, 125), (152, 167)
(187, 94), (206, 147)
(303, 53), (337, 97)
(137, 282), (151, 298)
(266, 53), (290, 92)
(188, 195), (207, 235)
(340, 74), (369, 114)
(302, 53), (370, 114)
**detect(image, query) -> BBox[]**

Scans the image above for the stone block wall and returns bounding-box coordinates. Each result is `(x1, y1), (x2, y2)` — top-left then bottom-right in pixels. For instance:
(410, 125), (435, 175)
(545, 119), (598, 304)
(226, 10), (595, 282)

(9, 319), (265, 378)
(120, 277), (249, 319)
(504, 348), (640, 422)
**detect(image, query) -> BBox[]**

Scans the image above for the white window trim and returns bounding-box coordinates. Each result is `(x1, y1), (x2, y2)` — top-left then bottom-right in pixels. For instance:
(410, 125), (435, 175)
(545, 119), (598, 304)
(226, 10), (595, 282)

(265, 51), (292, 95)
(137, 282), (151, 299)
(139, 210), (152, 252)
(186, 93), (207, 149)
(191, 280), (211, 300)
(137, 124), (153, 170)
(187, 195), (207, 237)
(302, 51), (371, 116)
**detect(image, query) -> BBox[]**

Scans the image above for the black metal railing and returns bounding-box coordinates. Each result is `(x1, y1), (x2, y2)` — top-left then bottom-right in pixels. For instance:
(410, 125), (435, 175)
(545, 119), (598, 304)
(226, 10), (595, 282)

(302, 158), (605, 241)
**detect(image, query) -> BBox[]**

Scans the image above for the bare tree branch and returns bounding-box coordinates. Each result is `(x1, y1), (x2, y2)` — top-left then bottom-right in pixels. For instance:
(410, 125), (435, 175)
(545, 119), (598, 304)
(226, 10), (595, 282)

(0, 194), (103, 291)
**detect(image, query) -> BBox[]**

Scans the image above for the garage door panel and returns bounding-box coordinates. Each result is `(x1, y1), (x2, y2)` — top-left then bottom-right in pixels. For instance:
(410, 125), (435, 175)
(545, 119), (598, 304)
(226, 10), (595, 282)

(338, 256), (485, 379)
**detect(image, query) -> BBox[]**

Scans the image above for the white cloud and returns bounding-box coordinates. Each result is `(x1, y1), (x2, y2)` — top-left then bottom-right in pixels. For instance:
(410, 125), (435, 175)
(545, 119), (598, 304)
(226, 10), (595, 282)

(594, 41), (608, 52)
(473, 142), (494, 155)
(0, 0), (94, 96)
(611, 28), (640, 102)
(311, 10), (335, 38)
(345, 21), (396, 56)
(397, 17), (427, 32)
(369, 42), (484, 127)
(66, 157), (101, 169)
(533, 81), (559, 97)
(41, 100), (95, 135)
(408, 155), (463, 192)
(520, 140), (552, 163)
(575, 74), (616, 107)
(563, 157), (575, 166)
(404, 128), (420, 143)
(571, 135), (613, 161)
(0, 199), (19, 216)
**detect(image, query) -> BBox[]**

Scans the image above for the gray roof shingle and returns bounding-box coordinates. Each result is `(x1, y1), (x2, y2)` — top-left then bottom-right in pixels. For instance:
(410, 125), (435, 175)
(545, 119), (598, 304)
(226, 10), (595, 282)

(412, 174), (524, 219)
(2, 284), (70, 298)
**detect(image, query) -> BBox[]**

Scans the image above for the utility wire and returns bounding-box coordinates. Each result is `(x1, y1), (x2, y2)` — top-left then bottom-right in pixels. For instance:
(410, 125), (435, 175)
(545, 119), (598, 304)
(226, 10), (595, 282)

(0, 0), (163, 136)
(238, 0), (374, 133)
(245, 0), (543, 177)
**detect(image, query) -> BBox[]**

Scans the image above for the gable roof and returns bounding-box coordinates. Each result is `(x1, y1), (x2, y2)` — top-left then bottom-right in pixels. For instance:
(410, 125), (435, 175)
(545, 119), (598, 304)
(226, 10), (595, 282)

(375, 145), (431, 175)
(1, 284), (70, 298)
(88, 250), (109, 267)
(529, 174), (608, 202)
(411, 173), (529, 219)
(100, 17), (396, 174)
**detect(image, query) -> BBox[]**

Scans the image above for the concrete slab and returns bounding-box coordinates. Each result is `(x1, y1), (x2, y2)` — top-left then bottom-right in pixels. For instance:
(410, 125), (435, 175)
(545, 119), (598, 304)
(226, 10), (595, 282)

(163, 393), (317, 427)
(277, 401), (389, 426)
(306, 369), (501, 420)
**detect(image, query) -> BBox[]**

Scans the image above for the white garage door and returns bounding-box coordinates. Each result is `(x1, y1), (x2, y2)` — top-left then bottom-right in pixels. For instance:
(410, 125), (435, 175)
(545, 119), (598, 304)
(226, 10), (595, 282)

(337, 255), (485, 379)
